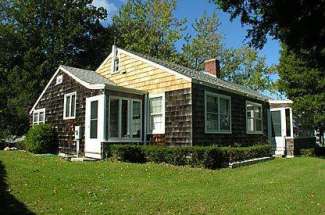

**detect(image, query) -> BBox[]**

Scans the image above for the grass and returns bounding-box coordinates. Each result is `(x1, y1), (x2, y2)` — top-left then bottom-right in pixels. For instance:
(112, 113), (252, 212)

(0, 151), (324, 215)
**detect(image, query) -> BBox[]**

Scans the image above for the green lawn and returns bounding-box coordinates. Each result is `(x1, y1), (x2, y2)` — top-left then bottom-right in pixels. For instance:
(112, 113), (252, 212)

(0, 151), (324, 215)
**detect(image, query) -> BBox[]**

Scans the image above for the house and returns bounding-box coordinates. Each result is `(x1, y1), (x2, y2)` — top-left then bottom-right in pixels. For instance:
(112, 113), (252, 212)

(30, 45), (280, 159)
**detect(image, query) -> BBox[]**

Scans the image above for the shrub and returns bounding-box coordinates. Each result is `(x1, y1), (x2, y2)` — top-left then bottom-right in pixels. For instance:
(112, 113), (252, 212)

(105, 144), (272, 169)
(24, 124), (58, 154)
(315, 146), (325, 156)
(300, 148), (315, 157)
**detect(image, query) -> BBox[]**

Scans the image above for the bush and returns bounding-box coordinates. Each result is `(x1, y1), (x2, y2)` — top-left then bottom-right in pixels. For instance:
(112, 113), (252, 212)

(105, 144), (272, 169)
(300, 148), (315, 157)
(315, 146), (325, 156)
(24, 124), (58, 154)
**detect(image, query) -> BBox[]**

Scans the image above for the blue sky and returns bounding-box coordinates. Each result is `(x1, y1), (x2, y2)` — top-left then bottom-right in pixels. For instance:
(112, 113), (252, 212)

(92, 0), (280, 67)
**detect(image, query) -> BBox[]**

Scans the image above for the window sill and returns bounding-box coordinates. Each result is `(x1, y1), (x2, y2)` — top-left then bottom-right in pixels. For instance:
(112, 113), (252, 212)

(247, 131), (263, 135)
(205, 131), (232, 134)
(63, 117), (76, 120)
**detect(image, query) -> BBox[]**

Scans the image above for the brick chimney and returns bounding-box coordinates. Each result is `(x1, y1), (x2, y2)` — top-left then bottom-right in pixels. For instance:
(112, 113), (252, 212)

(204, 58), (220, 78)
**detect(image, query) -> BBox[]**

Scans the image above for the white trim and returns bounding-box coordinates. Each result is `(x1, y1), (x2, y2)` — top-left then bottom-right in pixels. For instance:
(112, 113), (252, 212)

(32, 108), (46, 125)
(269, 100), (293, 104)
(246, 101), (263, 134)
(96, 52), (113, 73)
(29, 66), (105, 115)
(118, 48), (192, 82)
(148, 92), (165, 134)
(63, 92), (77, 120)
(204, 91), (232, 134)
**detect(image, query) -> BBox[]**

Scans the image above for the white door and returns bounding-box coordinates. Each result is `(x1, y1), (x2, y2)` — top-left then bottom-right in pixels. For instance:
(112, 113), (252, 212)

(271, 109), (287, 156)
(85, 95), (105, 159)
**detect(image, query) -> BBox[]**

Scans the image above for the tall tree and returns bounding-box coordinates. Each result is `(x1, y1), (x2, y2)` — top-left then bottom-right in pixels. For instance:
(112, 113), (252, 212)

(277, 45), (325, 128)
(0, 0), (113, 138)
(214, 0), (325, 73)
(182, 12), (223, 70)
(182, 12), (275, 93)
(112, 0), (186, 61)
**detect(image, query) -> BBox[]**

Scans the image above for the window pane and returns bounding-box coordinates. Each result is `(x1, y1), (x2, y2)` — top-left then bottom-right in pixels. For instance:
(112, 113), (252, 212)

(220, 98), (229, 114)
(207, 113), (218, 131)
(255, 119), (262, 131)
(247, 118), (254, 132)
(90, 101), (98, 139)
(271, 111), (282, 137)
(121, 100), (128, 138)
(254, 106), (262, 119)
(220, 114), (230, 131)
(150, 97), (162, 114)
(109, 98), (119, 138)
(33, 113), (38, 124)
(39, 112), (44, 123)
(71, 95), (76, 117)
(246, 104), (253, 118)
(151, 115), (162, 132)
(207, 95), (218, 113)
(65, 96), (70, 117)
(285, 109), (291, 137)
(132, 101), (141, 138)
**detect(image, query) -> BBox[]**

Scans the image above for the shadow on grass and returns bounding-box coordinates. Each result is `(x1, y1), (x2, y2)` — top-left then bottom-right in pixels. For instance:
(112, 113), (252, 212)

(0, 160), (35, 215)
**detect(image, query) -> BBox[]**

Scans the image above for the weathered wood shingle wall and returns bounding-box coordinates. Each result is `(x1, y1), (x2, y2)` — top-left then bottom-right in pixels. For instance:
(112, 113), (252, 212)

(192, 83), (269, 146)
(32, 71), (101, 155)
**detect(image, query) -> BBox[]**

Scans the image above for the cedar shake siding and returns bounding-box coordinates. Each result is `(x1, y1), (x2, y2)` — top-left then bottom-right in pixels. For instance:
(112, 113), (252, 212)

(192, 83), (269, 146)
(148, 88), (192, 146)
(32, 71), (102, 155)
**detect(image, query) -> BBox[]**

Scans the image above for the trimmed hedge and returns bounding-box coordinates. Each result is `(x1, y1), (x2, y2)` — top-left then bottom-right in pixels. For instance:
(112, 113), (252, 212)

(24, 124), (58, 154)
(105, 144), (272, 169)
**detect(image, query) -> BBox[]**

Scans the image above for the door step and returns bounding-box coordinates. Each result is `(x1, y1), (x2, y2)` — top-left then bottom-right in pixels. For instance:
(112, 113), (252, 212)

(70, 157), (97, 162)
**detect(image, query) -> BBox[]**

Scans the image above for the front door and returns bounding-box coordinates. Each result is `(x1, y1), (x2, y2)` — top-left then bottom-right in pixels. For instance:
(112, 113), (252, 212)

(85, 95), (105, 159)
(271, 110), (285, 155)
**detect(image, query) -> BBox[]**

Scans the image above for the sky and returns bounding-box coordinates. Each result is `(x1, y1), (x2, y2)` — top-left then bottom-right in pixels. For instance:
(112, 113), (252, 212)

(92, 0), (280, 68)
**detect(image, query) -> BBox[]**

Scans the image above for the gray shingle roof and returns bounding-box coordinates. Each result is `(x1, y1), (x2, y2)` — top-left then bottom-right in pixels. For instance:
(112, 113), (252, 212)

(127, 50), (269, 101)
(61, 65), (115, 86)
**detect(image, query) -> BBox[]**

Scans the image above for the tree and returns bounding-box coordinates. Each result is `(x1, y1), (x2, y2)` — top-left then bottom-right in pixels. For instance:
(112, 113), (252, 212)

(112, 0), (186, 62)
(182, 12), (223, 70)
(214, 0), (325, 72)
(0, 0), (113, 138)
(181, 12), (275, 93)
(277, 45), (325, 128)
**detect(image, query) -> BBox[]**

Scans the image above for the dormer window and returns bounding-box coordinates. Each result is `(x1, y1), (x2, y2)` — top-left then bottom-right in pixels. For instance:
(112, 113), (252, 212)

(113, 57), (119, 73)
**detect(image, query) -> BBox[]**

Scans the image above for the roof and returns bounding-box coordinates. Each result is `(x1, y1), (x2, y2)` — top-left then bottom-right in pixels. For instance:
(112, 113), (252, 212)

(60, 65), (115, 86)
(125, 49), (270, 101)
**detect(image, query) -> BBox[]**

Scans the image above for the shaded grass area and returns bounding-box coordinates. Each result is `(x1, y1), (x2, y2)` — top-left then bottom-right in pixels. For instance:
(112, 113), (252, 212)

(0, 151), (324, 215)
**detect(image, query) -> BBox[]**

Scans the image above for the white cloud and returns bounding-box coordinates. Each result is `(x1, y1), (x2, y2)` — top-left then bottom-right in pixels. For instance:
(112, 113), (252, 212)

(92, 0), (118, 22)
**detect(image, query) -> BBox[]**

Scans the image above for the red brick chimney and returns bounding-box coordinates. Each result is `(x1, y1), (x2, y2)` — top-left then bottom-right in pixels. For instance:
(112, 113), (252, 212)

(204, 58), (220, 78)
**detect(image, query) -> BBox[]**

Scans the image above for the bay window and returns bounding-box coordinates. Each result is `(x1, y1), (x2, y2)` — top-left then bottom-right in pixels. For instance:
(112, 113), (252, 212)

(205, 91), (231, 133)
(246, 101), (263, 134)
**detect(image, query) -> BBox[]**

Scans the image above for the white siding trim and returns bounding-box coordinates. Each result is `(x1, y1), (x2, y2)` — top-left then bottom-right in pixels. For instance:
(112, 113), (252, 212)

(29, 66), (105, 115)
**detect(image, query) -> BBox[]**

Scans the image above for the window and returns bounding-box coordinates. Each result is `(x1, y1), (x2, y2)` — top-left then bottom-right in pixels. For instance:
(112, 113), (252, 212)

(33, 108), (45, 125)
(246, 101), (263, 134)
(113, 57), (119, 73)
(64, 92), (76, 119)
(149, 93), (165, 134)
(285, 108), (291, 137)
(90, 100), (98, 139)
(108, 97), (142, 139)
(56, 75), (63, 85)
(205, 92), (231, 133)
(271, 110), (281, 137)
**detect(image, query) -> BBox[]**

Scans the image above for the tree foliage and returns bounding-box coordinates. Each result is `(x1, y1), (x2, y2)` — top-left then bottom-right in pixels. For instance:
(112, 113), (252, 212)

(181, 12), (275, 93)
(112, 0), (186, 62)
(0, 0), (113, 138)
(277, 45), (325, 127)
(214, 0), (325, 72)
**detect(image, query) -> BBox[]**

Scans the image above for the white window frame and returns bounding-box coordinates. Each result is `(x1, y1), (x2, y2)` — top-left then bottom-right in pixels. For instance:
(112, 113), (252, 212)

(63, 92), (77, 120)
(33, 108), (46, 125)
(148, 93), (165, 134)
(204, 91), (232, 134)
(107, 96), (142, 141)
(111, 47), (120, 74)
(56, 74), (63, 85)
(246, 101), (263, 134)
